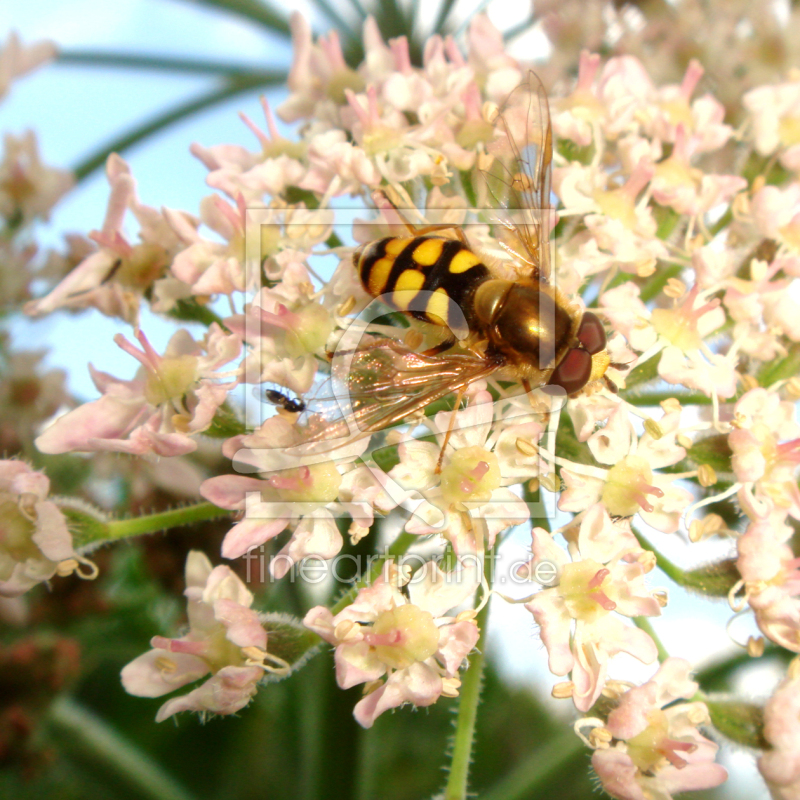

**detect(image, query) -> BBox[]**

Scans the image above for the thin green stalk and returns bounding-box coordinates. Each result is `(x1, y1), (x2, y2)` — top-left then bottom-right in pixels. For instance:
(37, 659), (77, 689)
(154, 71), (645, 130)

(48, 696), (199, 800)
(176, 0), (290, 35)
(103, 502), (231, 542)
(72, 71), (285, 182)
(58, 49), (280, 78)
(634, 616), (670, 663)
(624, 391), (712, 406)
(444, 542), (496, 800)
(479, 729), (584, 800)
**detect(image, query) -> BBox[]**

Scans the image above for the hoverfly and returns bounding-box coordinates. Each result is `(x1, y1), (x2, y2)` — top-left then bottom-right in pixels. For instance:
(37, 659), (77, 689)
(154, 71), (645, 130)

(301, 72), (611, 447)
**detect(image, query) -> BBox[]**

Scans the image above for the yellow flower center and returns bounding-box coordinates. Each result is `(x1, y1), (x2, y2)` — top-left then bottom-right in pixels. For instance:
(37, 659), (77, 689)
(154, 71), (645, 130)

(440, 446), (501, 505)
(371, 604), (440, 670)
(559, 559), (616, 623)
(602, 455), (664, 517)
(144, 355), (198, 406)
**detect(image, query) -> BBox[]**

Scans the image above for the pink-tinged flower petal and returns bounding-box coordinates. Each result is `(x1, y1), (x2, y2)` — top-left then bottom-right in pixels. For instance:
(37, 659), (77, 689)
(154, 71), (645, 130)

(185, 551), (213, 589)
(353, 662), (442, 728)
(30, 502), (73, 561)
(558, 469), (603, 512)
(154, 665), (262, 721)
(303, 606), (336, 643)
(407, 559), (480, 618)
(436, 620), (479, 676)
(525, 590), (573, 676)
(203, 564), (254, 607)
(577, 504), (635, 564)
(220, 511), (290, 560)
(35, 392), (148, 454)
(335, 641), (386, 689)
(121, 649), (210, 698)
(588, 405), (633, 465)
(200, 475), (268, 509)
(271, 509), (343, 579)
(591, 749), (645, 800)
(658, 761), (728, 794)
(214, 599), (267, 650)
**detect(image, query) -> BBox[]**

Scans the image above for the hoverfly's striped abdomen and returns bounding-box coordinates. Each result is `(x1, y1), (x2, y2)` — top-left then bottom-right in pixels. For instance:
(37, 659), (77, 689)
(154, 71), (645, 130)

(356, 236), (490, 331)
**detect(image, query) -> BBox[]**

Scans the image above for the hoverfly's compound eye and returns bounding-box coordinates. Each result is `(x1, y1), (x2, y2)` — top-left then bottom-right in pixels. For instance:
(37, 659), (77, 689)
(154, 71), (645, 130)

(547, 348), (593, 395)
(577, 312), (606, 355)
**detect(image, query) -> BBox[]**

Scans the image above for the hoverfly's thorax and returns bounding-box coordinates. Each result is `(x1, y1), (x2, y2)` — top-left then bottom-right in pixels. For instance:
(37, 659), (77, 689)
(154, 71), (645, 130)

(485, 284), (572, 370)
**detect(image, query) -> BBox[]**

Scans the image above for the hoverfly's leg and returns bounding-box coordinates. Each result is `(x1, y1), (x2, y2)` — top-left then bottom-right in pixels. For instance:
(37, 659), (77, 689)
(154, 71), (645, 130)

(434, 386), (467, 474)
(422, 337), (456, 357)
(374, 189), (469, 245)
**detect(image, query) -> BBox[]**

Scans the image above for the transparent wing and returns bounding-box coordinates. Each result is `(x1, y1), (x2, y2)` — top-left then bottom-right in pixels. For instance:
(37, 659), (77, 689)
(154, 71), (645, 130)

(479, 71), (554, 283)
(298, 339), (498, 446)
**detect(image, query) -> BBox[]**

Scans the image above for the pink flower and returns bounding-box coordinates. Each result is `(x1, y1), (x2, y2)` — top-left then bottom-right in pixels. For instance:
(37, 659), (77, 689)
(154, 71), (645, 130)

(729, 388), (800, 522)
(304, 560), (480, 727)
(35, 325), (240, 457)
(0, 31), (57, 100)
(589, 658), (727, 799)
(387, 390), (535, 554)
(226, 260), (333, 395)
(0, 460), (77, 597)
(24, 155), (196, 324)
(736, 519), (800, 651)
(121, 551), (271, 721)
(200, 415), (394, 573)
(0, 131), (73, 225)
(521, 505), (661, 711)
(745, 81), (800, 171)
(759, 658), (800, 799)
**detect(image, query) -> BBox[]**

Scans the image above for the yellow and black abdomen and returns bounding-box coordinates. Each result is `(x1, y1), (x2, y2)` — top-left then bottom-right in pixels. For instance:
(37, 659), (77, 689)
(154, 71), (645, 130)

(356, 236), (490, 331)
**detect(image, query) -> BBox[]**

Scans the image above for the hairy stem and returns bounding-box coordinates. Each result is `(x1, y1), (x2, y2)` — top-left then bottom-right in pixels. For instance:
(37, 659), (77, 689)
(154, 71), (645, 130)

(444, 541), (496, 800)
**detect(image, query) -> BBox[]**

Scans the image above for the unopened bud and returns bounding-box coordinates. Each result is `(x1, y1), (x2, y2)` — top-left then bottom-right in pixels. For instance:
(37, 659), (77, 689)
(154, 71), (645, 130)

(740, 373), (759, 392)
(336, 295), (356, 317)
(698, 464), (718, 487)
(540, 472), (560, 493)
(441, 676), (461, 697)
(552, 681), (574, 699)
(747, 636), (765, 657)
(589, 726), (613, 749)
(643, 418), (663, 440)
(515, 436), (538, 456)
(663, 278), (686, 299)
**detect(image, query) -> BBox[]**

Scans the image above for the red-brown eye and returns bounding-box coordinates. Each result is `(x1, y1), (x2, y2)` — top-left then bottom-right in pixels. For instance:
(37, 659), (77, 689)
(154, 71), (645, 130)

(546, 348), (592, 395)
(577, 312), (606, 355)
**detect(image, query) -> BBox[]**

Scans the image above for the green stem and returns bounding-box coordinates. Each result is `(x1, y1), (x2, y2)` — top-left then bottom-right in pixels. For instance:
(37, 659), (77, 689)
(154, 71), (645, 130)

(48, 696), (199, 800)
(444, 542), (496, 800)
(624, 391), (711, 406)
(478, 729), (584, 800)
(175, 0), (290, 35)
(103, 502), (231, 542)
(58, 49), (281, 78)
(72, 71), (285, 182)
(634, 616), (670, 663)
(330, 531), (416, 614)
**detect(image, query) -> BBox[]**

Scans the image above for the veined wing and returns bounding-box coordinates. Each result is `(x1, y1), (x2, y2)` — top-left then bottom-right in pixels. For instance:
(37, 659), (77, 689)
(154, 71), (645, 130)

(299, 339), (498, 447)
(479, 71), (554, 284)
